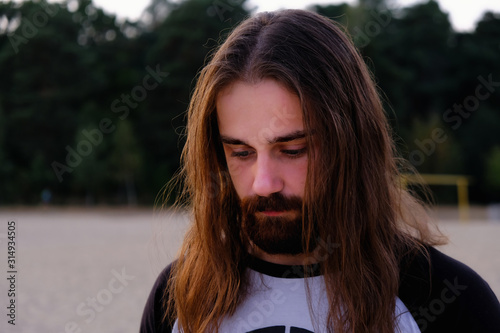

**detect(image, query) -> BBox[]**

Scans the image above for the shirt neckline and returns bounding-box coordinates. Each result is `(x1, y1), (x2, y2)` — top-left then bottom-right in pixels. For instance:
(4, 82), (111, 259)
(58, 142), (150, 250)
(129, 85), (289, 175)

(247, 256), (322, 279)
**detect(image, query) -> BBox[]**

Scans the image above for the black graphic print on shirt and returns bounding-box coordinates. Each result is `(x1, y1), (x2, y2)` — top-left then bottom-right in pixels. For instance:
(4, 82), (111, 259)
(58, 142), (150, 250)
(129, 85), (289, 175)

(248, 326), (313, 333)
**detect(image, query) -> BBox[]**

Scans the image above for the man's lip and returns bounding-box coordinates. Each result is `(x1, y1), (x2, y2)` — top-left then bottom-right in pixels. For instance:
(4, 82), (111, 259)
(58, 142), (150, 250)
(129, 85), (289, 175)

(257, 210), (285, 216)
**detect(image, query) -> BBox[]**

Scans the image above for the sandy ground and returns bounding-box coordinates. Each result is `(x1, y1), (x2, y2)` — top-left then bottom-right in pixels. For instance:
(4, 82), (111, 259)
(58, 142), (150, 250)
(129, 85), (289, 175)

(0, 206), (498, 333)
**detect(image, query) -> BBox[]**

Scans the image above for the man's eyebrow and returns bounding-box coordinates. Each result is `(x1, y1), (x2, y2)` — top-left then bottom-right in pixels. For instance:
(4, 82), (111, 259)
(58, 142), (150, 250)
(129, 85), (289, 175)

(220, 130), (308, 145)
(220, 136), (247, 146)
(268, 130), (307, 144)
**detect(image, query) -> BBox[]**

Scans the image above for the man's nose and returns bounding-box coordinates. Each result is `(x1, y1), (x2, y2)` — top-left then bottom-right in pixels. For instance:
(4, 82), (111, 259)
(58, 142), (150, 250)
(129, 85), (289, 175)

(251, 155), (283, 197)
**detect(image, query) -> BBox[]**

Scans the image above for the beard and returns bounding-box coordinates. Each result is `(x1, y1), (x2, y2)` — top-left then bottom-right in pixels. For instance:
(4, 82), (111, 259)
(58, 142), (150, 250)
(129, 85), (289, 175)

(240, 193), (311, 255)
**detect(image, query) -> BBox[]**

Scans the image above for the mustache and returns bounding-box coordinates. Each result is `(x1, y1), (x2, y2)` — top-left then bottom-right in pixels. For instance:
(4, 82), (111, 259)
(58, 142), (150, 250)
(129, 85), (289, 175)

(240, 193), (302, 214)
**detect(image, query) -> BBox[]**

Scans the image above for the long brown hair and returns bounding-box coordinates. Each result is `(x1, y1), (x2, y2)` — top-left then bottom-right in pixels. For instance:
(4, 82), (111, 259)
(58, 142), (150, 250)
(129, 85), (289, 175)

(166, 9), (444, 333)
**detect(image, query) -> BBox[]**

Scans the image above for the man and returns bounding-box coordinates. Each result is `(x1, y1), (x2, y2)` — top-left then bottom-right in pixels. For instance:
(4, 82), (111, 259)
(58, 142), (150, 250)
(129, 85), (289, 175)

(141, 9), (500, 333)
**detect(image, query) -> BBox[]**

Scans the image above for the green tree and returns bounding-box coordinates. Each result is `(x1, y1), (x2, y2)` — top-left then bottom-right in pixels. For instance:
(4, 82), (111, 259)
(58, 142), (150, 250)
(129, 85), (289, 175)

(1, 0), (499, 205)
(72, 122), (109, 204)
(0, 0), (141, 204)
(108, 120), (143, 205)
(408, 113), (463, 175)
(135, 0), (250, 198)
(485, 146), (500, 202)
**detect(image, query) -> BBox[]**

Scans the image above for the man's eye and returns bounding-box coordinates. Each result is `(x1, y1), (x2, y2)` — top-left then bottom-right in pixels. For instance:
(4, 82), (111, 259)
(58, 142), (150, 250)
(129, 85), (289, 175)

(282, 147), (307, 158)
(231, 151), (251, 159)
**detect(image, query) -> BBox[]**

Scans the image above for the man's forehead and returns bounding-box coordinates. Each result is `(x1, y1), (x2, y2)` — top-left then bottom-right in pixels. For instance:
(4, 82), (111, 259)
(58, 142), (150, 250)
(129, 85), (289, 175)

(216, 79), (305, 145)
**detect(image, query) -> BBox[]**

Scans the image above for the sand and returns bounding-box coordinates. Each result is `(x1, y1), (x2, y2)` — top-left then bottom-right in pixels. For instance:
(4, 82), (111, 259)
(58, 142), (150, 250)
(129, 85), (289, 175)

(0, 206), (498, 333)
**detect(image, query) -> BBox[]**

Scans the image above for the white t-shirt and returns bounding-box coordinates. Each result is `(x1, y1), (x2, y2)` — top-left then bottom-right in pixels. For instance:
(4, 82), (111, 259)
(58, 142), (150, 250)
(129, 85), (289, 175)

(172, 258), (420, 333)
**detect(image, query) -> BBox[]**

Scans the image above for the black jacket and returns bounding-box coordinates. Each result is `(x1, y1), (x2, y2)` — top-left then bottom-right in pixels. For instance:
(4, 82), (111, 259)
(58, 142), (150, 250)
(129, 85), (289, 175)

(140, 246), (500, 332)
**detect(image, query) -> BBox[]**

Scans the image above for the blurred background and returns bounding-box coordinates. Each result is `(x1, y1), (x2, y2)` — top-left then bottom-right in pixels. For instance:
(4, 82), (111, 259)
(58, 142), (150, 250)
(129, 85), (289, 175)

(0, 0), (499, 332)
(0, 0), (499, 206)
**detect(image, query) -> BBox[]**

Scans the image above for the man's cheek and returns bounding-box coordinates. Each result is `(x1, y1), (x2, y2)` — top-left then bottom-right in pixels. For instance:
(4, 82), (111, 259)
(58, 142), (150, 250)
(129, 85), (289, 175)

(226, 167), (248, 197)
(228, 161), (244, 178)
(288, 166), (308, 195)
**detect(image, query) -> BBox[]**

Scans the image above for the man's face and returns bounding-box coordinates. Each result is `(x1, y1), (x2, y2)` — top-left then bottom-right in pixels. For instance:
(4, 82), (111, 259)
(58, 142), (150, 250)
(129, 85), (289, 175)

(216, 79), (309, 255)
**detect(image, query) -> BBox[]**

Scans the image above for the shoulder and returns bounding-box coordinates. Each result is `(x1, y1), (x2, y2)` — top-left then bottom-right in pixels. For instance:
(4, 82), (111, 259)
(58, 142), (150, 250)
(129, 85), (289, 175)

(399, 246), (500, 332)
(140, 262), (177, 333)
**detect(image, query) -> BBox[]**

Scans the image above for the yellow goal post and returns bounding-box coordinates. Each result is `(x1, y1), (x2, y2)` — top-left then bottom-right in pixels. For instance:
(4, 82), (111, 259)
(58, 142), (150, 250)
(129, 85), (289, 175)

(401, 174), (471, 222)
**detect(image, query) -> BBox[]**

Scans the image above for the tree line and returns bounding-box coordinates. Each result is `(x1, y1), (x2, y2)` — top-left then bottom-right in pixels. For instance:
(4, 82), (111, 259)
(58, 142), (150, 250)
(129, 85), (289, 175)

(0, 0), (499, 205)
